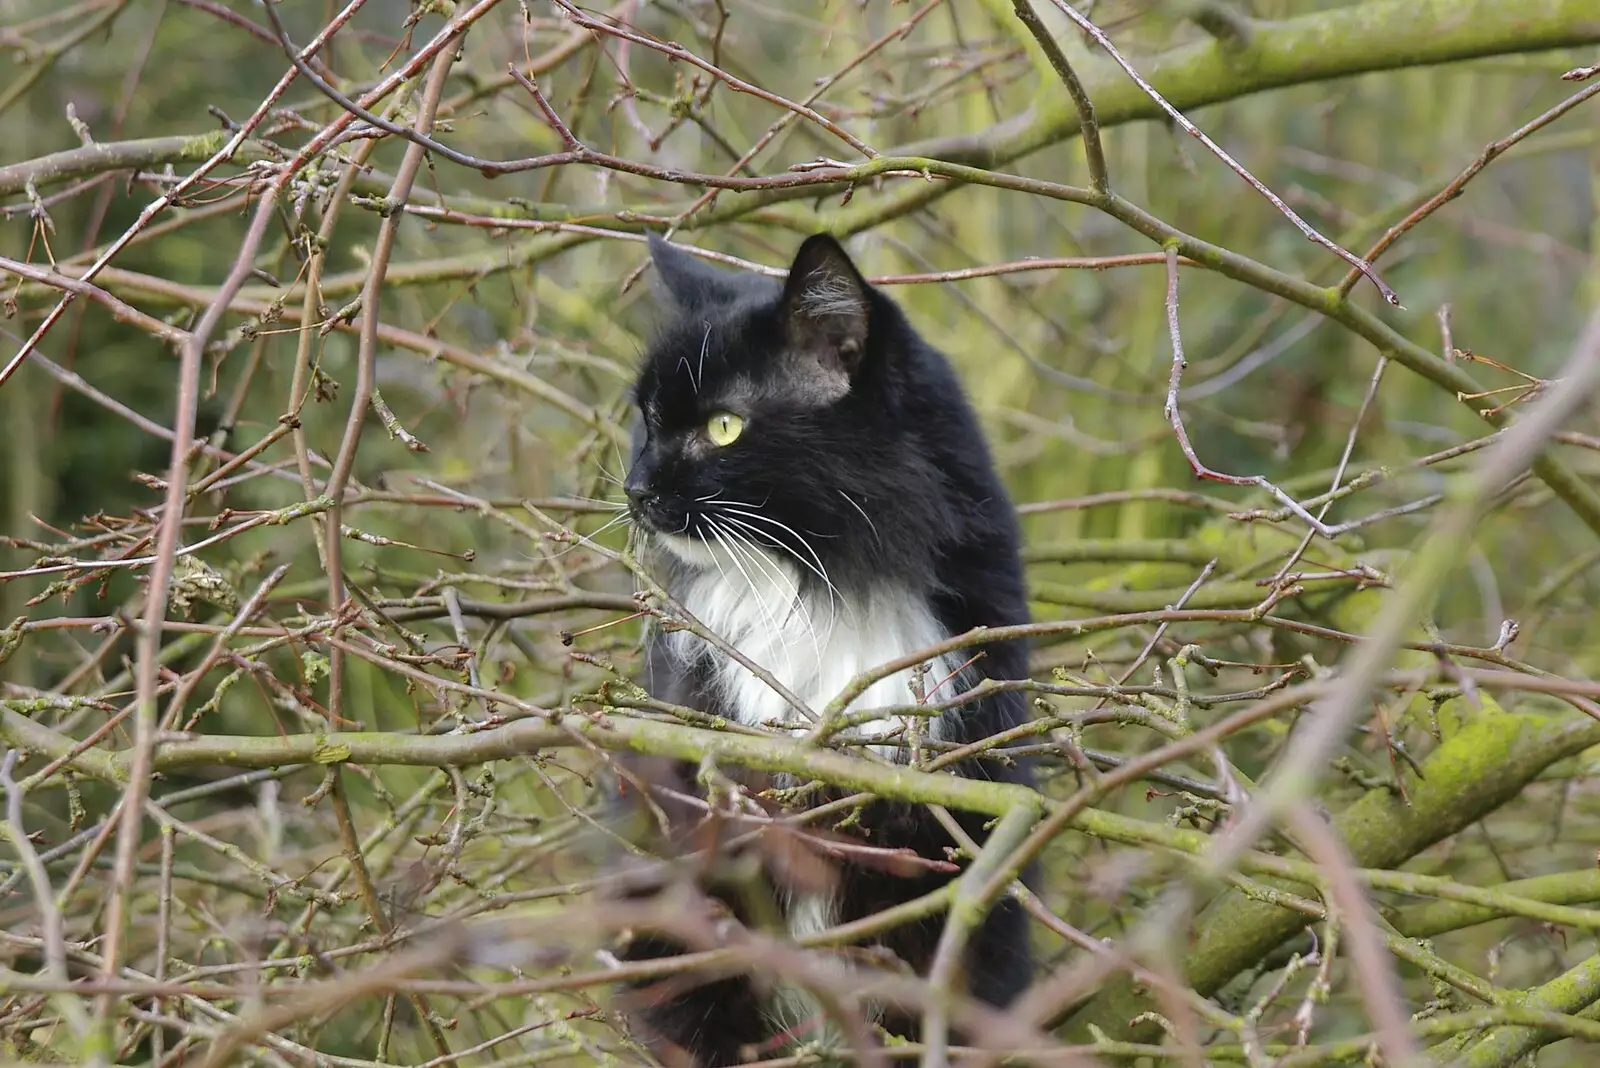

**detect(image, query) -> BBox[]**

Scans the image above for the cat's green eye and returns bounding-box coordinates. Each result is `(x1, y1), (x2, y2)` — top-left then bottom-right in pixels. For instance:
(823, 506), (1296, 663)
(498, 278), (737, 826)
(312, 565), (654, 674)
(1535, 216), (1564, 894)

(706, 411), (744, 447)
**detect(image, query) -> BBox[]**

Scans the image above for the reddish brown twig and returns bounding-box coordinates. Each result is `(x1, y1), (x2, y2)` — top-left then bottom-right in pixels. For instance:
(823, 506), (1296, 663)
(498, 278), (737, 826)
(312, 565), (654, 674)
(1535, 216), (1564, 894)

(1337, 76), (1600, 298)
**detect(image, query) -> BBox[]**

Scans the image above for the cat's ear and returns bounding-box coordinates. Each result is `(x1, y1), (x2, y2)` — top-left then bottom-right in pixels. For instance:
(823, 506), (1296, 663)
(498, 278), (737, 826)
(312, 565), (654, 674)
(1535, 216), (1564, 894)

(647, 232), (740, 314)
(778, 234), (872, 383)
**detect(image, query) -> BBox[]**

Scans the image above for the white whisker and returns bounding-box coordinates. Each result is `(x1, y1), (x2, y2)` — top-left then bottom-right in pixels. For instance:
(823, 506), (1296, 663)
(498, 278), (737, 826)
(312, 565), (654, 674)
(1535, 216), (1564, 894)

(585, 511), (634, 540)
(566, 494), (628, 510)
(714, 506), (847, 627)
(703, 519), (797, 681)
(837, 490), (881, 548)
(547, 511), (633, 560)
(714, 518), (824, 669)
(716, 512), (842, 633)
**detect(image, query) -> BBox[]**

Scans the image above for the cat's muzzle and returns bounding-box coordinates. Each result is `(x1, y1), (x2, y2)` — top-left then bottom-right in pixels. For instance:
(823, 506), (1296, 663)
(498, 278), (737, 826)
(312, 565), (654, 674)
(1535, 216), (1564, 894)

(625, 486), (688, 535)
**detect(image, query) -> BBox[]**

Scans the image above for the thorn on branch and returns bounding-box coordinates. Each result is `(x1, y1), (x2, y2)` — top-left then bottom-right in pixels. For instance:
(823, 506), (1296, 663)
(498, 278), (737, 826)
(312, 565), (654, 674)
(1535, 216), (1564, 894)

(65, 102), (95, 148)
(1491, 620), (1520, 653)
(371, 389), (430, 453)
(207, 105), (241, 132)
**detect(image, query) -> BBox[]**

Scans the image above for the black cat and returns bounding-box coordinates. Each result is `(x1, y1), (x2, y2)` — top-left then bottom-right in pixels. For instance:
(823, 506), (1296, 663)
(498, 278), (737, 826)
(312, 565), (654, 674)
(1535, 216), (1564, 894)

(614, 232), (1035, 1065)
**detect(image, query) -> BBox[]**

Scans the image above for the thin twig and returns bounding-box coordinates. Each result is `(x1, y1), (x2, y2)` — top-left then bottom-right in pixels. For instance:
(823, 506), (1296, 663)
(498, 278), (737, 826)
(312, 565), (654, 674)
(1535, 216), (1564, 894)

(0, 751), (93, 1045)
(1013, 0), (1108, 191)
(1337, 76), (1600, 297)
(1044, 0), (1397, 304)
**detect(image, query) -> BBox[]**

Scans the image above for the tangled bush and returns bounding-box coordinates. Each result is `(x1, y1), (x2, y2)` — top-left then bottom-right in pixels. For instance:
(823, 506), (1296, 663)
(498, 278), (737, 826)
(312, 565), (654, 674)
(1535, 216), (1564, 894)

(3, 1), (1600, 1065)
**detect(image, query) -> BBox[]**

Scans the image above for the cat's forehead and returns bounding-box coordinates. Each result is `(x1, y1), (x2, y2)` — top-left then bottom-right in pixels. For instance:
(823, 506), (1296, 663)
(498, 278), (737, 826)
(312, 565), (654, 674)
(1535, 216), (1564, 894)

(638, 306), (776, 417)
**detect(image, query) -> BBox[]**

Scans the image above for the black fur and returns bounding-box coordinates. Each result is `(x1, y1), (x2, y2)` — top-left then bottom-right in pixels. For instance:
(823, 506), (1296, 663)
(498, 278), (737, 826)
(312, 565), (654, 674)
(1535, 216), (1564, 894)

(614, 233), (1035, 1065)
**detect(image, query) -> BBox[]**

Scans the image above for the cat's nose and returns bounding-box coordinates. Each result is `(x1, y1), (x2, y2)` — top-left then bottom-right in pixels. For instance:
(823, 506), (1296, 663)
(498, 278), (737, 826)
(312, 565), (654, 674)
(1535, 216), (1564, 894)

(623, 470), (656, 513)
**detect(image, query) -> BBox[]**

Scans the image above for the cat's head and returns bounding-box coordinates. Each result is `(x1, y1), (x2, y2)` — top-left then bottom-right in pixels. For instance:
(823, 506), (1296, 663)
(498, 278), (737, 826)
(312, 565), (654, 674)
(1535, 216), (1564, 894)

(624, 233), (946, 589)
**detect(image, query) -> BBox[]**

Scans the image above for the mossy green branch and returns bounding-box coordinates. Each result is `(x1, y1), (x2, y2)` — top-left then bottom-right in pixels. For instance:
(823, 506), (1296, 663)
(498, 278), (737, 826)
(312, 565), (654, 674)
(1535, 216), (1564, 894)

(1271, 1007), (1600, 1067)
(664, 0), (1600, 238)
(13, 3), (1591, 226)
(6, 699), (1599, 934)
(1393, 869), (1600, 939)
(1063, 697), (1600, 1043)
(0, 133), (272, 198)
(1453, 951), (1600, 1066)
(1022, 538), (1219, 567)
(887, 0), (1600, 171)
(1032, 578), (1331, 613)
(923, 802), (1043, 1059)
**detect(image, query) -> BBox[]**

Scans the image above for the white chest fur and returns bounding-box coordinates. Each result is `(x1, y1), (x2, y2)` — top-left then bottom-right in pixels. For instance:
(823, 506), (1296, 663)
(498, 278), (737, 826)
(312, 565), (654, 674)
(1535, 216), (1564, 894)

(657, 535), (966, 756)
(655, 533), (971, 981)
